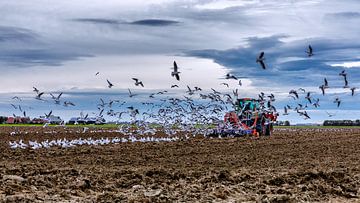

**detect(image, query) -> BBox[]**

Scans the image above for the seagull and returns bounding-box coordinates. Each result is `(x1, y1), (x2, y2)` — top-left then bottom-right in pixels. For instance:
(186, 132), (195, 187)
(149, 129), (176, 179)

(339, 70), (347, 77)
(33, 87), (39, 94)
(128, 89), (137, 97)
(186, 86), (195, 95)
(171, 84), (179, 88)
(350, 87), (356, 96)
(220, 83), (229, 87)
(312, 100), (320, 109)
(35, 92), (45, 100)
(283, 106), (289, 115)
(298, 88), (306, 93)
(95, 72), (100, 76)
(343, 77), (349, 88)
(289, 90), (299, 99)
(256, 51), (266, 69)
(238, 80), (242, 86)
(303, 111), (311, 119)
(45, 110), (52, 118)
(225, 73), (237, 80)
(132, 78), (144, 87)
(12, 96), (22, 101)
(333, 97), (341, 108)
(326, 111), (336, 117)
(63, 101), (75, 107)
(171, 61), (180, 81)
(305, 92), (312, 104)
(306, 45), (314, 57)
(319, 85), (326, 95)
(324, 78), (329, 88)
(107, 79), (114, 88)
(50, 92), (63, 104)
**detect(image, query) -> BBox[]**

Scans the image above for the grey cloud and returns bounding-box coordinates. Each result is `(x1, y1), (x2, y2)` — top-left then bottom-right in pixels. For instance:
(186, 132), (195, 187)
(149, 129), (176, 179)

(325, 12), (360, 19)
(71, 18), (180, 27)
(0, 49), (92, 67)
(130, 19), (180, 26)
(0, 26), (93, 67)
(0, 26), (38, 42)
(71, 18), (121, 25)
(187, 35), (360, 87)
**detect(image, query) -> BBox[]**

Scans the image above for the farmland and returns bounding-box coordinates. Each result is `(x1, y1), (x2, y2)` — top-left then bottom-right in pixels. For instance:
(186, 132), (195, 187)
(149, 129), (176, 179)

(0, 126), (359, 202)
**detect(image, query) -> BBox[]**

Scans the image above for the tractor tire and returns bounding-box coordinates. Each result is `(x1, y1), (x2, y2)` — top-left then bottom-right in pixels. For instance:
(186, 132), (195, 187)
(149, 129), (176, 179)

(265, 124), (273, 136)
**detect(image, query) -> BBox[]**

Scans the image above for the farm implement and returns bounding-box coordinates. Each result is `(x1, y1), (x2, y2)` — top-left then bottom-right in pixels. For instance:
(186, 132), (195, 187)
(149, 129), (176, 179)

(209, 98), (277, 137)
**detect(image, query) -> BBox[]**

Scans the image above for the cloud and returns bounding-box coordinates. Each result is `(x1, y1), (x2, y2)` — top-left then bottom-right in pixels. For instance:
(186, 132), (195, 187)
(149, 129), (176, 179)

(72, 18), (180, 27)
(130, 19), (180, 26)
(71, 18), (120, 25)
(325, 12), (360, 19)
(0, 26), (38, 42)
(187, 35), (360, 89)
(0, 49), (92, 67)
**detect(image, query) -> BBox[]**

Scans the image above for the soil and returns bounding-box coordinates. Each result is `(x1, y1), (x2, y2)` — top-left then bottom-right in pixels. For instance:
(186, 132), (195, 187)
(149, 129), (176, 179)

(0, 126), (359, 202)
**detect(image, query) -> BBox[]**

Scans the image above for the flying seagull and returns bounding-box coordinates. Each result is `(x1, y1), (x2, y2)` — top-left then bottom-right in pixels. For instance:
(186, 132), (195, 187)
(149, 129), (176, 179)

(171, 61), (180, 81)
(12, 96), (22, 101)
(350, 87), (356, 96)
(225, 73), (237, 80)
(283, 106), (289, 115)
(33, 87), (39, 94)
(333, 97), (341, 108)
(128, 89), (137, 97)
(95, 72), (100, 76)
(107, 79), (114, 88)
(256, 51), (266, 69)
(35, 92), (45, 100)
(324, 78), (329, 88)
(306, 45), (314, 57)
(132, 78), (144, 87)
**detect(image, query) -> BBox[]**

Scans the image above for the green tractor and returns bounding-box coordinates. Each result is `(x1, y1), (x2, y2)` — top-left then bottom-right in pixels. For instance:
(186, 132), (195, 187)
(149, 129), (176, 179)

(209, 98), (277, 137)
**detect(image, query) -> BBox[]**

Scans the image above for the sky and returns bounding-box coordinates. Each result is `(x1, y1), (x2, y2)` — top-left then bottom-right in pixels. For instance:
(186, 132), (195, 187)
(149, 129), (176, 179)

(0, 0), (360, 124)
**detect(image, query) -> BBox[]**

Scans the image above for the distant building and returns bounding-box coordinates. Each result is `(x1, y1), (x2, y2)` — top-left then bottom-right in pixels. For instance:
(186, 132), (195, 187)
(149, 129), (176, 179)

(32, 115), (63, 125)
(6, 117), (31, 124)
(68, 117), (106, 125)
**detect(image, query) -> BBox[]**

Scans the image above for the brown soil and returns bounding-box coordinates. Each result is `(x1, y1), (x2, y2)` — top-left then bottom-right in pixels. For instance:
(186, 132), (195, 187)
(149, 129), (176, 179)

(0, 126), (359, 202)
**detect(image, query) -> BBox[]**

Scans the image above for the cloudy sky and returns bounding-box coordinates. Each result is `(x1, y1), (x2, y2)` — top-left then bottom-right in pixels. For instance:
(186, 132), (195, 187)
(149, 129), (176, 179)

(1, 0), (360, 124)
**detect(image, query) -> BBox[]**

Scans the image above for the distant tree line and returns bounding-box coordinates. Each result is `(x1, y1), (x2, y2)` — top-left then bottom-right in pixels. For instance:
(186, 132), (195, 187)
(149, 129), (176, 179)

(274, 121), (290, 126)
(0, 116), (7, 124)
(323, 120), (360, 126)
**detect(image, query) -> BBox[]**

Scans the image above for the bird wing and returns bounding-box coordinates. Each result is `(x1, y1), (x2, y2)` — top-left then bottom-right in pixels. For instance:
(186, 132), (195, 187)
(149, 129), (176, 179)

(57, 92), (63, 99)
(259, 52), (264, 59)
(175, 74), (180, 81)
(259, 60), (266, 69)
(173, 61), (178, 71)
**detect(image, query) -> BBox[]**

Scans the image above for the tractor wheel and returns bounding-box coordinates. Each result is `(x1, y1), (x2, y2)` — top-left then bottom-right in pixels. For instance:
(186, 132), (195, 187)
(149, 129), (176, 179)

(265, 124), (273, 136)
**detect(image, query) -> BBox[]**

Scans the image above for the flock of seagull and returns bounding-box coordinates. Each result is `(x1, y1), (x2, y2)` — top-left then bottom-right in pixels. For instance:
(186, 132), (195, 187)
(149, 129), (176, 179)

(8, 44), (358, 145)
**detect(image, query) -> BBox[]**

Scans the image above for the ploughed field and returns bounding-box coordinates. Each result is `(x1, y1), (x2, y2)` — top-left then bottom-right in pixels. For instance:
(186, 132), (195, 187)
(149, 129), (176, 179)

(0, 126), (359, 202)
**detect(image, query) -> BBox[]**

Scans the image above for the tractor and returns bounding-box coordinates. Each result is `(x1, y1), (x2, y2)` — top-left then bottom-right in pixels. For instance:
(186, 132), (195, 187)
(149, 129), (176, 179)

(209, 98), (277, 137)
